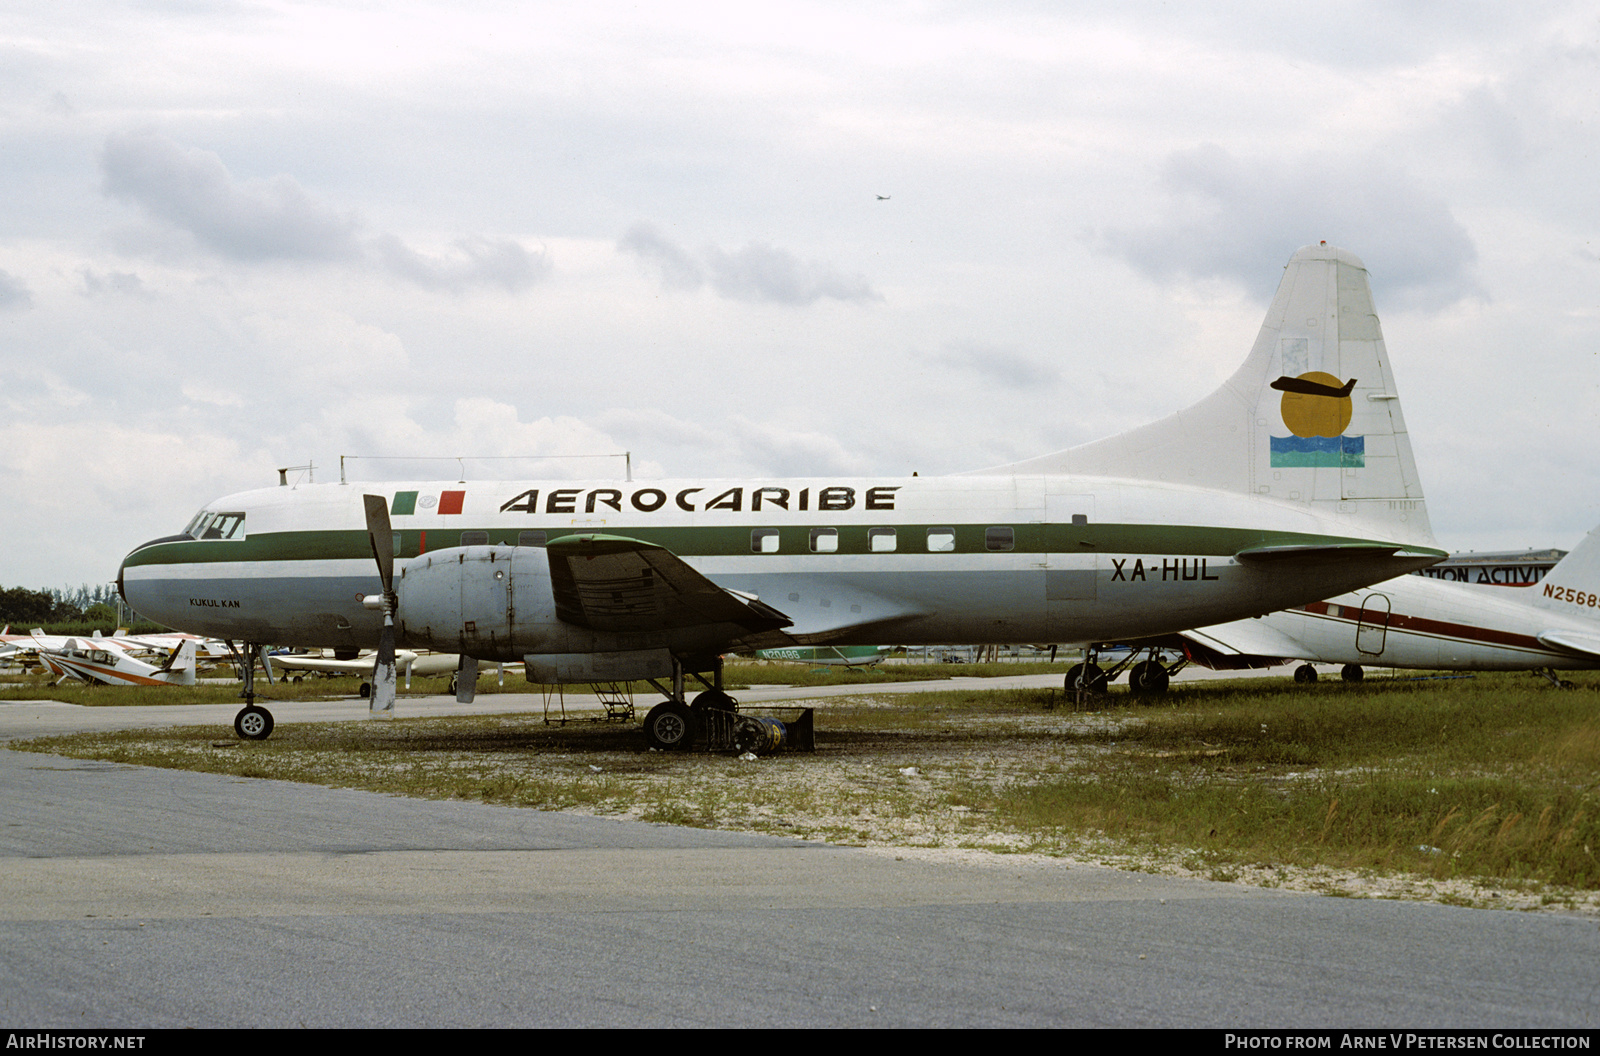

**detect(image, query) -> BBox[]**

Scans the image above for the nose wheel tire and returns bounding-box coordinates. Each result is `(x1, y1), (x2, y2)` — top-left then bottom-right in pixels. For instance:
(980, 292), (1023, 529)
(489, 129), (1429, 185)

(234, 705), (274, 740)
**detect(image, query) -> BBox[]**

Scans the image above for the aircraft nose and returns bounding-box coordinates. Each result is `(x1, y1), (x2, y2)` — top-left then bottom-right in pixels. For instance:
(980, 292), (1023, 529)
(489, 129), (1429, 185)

(117, 533), (189, 616)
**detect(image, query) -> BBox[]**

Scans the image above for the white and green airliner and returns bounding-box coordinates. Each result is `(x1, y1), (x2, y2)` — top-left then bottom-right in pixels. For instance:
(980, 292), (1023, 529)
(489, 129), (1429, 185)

(119, 244), (1445, 743)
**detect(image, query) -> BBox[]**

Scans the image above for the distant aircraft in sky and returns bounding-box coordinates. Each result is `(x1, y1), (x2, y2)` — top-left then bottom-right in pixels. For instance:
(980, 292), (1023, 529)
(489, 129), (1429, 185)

(119, 243), (1444, 743)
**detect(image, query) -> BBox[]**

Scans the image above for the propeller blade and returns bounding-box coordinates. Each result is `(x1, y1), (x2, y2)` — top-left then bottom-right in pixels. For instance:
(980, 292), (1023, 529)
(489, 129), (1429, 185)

(455, 654), (478, 704)
(363, 494), (395, 593)
(371, 618), (397, 718)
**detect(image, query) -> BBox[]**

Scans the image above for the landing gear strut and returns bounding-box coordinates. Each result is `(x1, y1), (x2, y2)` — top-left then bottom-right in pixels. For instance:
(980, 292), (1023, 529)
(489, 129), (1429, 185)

(1535, 668), (1577, 690)
(642, 655), (740, 749)
(1066, 645), (1186, 702)
(228, 640), (275, 740)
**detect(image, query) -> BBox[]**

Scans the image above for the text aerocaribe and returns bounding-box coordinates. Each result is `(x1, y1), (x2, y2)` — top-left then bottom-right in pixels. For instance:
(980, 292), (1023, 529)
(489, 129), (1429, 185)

(497, 485), (903, 516)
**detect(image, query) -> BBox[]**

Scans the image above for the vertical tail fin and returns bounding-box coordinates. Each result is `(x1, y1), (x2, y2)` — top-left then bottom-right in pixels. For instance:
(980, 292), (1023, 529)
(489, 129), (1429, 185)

(980, 243), (1433, 546)
(1531, 527), (1600, 620)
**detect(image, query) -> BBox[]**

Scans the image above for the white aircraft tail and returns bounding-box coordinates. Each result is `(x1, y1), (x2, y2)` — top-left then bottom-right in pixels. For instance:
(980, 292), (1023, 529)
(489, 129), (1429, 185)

(150, 639), (200, 685)
(982, 243), (1433, 546)
(1531, 527), (1600, 621)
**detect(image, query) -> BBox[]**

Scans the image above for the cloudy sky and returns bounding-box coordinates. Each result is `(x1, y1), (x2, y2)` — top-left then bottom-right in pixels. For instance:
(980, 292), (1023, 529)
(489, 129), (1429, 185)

(2, 1), (1597, 590)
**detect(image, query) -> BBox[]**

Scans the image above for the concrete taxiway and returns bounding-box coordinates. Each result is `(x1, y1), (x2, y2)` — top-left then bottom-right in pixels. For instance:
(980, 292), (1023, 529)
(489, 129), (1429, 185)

(1, 689), (1596, 1027)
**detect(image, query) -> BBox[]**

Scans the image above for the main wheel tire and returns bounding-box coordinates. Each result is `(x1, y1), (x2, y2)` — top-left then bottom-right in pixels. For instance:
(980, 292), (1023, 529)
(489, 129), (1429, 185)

(1340, 664), (1364, 683)
(1065, 662), (1108, 694)
(691, 689), (736, 711)
(1294, 664), (1319, 684)
(234, 705), (274, 740)
(643, 701), (694, 750)
(1130, 660), (1169, 696)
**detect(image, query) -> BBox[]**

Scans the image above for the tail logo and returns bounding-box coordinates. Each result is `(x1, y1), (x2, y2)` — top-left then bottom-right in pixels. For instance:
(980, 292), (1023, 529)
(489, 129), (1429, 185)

(1269, 372), (1365, 468)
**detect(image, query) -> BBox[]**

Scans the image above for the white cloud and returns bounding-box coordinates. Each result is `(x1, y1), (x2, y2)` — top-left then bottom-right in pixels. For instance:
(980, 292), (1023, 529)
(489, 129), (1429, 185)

(1097, 144), (1483, 308)
(101, 131), (363, 262)
(375, 234), (550, 293)
(619, 222), (880, 306)
(0, 269), (32, 310)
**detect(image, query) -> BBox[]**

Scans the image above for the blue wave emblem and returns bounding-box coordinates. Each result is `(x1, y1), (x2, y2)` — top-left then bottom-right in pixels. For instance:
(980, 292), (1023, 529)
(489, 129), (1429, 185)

(1270, 435), (1365, 468)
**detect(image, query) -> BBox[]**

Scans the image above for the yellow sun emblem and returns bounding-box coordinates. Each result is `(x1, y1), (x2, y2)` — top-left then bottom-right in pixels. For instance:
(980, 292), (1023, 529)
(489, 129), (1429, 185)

(1279, 371), (1354, 438)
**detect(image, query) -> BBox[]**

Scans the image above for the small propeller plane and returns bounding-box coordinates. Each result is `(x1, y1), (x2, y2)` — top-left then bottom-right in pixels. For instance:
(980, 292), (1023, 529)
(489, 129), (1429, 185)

(118, 243), (1445, 743)
(750, 645), (889, 666)
(38, 638), (198, 687)
(1161, 523), (1600, 687)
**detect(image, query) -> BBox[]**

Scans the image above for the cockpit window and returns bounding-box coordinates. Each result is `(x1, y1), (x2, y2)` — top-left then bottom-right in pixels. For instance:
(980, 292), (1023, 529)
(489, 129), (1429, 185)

(188, 511), (247, 541)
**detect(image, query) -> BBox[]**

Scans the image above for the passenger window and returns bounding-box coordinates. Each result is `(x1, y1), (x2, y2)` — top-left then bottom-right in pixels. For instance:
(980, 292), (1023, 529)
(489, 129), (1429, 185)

(985, 527), (1014, 552)
(868, 527), (896, 552)
(809, 528), (839, 553)
(751, 528), (780, 553)
(460, 531), (489, 546)
(518, 531), (548, 547)
(926, 527), (956, 552)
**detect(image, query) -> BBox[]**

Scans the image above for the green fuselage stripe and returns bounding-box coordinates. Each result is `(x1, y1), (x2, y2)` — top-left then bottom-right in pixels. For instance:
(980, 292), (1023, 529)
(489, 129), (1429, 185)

(122, 523), (1428, 567)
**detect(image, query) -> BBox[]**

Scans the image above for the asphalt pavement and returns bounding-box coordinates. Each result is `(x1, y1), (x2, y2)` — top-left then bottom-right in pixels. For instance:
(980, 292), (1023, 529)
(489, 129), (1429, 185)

(1, 684), (1596, 1028)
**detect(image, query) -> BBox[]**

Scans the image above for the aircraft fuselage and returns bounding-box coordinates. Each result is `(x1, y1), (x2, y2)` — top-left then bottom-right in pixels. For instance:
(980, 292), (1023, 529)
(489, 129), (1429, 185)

(119, 473), (1441, 657)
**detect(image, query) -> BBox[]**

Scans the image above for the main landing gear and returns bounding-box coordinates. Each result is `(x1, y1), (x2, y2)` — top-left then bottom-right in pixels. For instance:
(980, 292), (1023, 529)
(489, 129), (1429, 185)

(639, 656), (809, 753)
(641, 656), (735, 750)
(1066, 645), (1187, 701)
(228, 641), (275, 740)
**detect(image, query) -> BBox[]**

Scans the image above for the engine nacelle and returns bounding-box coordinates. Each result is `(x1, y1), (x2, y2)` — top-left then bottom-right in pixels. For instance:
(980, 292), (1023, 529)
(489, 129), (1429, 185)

(394, 545), (712, 683)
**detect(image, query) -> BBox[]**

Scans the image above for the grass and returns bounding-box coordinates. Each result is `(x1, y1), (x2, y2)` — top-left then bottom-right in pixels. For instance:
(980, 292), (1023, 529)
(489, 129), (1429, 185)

(0, 668), (530, 705)
(11, 669), (1600, 905)
(0, 657), (1068, 704)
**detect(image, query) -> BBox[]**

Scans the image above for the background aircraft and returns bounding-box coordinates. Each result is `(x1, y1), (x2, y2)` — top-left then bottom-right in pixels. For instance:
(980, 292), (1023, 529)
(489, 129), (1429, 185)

(1169, 523), (1600, 687)
(119, 243), (1444, 743)
(750, 645), (889, 667)
(38, 638), (198, 687)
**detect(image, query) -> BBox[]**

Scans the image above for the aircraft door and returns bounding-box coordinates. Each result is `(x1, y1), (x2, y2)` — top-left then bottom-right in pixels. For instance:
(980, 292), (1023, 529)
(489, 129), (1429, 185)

(1045, 493), (1097, 637)
(1355, 592), (1391, 656)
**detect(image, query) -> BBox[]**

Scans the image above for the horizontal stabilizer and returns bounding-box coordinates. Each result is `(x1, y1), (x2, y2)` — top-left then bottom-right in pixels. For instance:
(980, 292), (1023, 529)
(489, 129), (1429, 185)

(1536, 631), (1600, 660)
(1235, 542), (1445, 568)
(546, 533), (793, 635)
(1182, 619), (1307, 659)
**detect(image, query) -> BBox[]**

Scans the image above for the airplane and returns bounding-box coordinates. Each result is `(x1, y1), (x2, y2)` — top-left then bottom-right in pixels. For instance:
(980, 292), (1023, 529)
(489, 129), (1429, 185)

(750, 645), (889, 666)
(266, 647), (516, 693)
(1153, 522), (1600, 688)
(37, 638), (198, 687)
(107, 629), (234, 660)
(117, 242), (1445, 745)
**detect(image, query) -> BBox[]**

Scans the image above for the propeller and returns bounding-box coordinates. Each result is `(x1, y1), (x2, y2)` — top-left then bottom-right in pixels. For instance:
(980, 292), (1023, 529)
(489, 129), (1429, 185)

(363, 494), (398, 718)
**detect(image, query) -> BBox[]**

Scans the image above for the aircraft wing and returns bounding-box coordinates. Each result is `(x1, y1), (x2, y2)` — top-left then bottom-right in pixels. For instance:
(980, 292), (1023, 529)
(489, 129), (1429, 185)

(267, 654), (381, 674)
(1180, 617), (1308, 659)
(546, 534), (793, 635)
(269, 650), (418, 674)
(1536, 631), (1600, 661)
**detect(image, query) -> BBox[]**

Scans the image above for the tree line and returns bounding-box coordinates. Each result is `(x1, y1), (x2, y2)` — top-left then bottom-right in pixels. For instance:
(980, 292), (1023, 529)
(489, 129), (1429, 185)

(0, 583), (121, 626)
